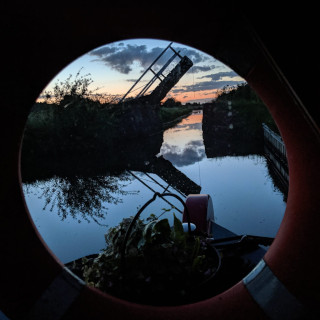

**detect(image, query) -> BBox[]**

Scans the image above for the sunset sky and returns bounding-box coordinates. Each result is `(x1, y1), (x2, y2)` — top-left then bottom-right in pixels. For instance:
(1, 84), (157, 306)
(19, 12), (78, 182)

(40, 38), (246, 104)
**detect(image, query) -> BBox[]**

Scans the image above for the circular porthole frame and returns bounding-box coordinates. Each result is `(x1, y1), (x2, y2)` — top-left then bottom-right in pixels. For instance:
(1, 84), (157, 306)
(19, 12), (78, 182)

(1, 5), (320, 320)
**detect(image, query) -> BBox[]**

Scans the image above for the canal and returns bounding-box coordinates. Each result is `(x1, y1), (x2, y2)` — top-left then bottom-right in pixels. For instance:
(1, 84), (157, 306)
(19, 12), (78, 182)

(22, 110), (286, 264)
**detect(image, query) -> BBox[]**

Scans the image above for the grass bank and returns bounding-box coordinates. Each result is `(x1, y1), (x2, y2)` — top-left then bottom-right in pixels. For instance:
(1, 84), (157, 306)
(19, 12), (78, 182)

(159, 106), (193, 127)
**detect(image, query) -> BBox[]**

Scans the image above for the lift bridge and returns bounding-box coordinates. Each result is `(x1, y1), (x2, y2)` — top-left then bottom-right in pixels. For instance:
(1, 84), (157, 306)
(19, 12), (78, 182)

(119, 42), (193, 105)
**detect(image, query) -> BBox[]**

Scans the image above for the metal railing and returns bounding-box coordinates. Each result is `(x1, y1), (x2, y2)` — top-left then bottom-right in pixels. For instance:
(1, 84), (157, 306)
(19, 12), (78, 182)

(262, 123), (287, 159)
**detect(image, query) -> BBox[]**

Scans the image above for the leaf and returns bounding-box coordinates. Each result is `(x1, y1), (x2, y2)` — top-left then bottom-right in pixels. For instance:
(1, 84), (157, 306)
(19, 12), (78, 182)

(146, 213), (157, 221)
(153, 219), (171, 240)
(192, 255), (206, 272)
(143, 220), (158, 243)
(173, 213), (184, 236)
(191, 236), (200, 261)
(172, 213), (186, 245)
(137, 237), (146, 249)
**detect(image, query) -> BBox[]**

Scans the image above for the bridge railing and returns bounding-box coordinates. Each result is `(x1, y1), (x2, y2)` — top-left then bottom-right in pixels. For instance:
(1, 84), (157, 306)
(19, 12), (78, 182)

(262, 123), (287, 159)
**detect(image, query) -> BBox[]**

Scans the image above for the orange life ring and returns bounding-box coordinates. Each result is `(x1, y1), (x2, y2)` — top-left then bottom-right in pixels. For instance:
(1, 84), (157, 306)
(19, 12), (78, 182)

(2, 53), (316, 320)
(1, 6), (320, 320)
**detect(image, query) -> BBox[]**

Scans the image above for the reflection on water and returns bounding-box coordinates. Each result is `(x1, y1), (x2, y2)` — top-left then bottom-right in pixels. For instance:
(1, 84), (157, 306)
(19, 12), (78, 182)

(22, 110), (286, 263)
(159, 111), (286, 237)
(159, 112), (206, 167)
(23, 173), (136, 225)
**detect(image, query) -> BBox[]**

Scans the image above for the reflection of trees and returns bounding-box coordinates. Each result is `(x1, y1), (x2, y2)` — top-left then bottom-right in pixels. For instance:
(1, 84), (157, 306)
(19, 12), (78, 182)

(24, 172), (138, 225)
(21, 116), (163, 225)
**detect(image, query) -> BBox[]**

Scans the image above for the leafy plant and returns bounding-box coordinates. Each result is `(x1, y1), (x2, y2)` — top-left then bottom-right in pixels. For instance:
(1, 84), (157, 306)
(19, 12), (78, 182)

(81, 211), (220, 305)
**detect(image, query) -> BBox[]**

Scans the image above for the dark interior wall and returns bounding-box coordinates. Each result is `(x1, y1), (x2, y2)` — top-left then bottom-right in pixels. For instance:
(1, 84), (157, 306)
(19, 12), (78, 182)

(2, 3), (318, 130)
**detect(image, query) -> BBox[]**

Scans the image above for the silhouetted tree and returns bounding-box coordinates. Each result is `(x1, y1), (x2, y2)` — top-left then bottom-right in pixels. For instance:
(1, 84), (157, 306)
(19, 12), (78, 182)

(163, 97), (182, 107)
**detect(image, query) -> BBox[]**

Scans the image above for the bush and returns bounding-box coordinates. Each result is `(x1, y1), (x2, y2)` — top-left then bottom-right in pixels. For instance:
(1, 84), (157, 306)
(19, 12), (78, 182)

(81, 212), (220, 305)
(162, 97), (181, 107)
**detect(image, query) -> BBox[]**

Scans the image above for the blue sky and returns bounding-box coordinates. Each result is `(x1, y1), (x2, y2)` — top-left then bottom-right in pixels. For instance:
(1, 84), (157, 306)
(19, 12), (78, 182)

(41, 38), (245, 104)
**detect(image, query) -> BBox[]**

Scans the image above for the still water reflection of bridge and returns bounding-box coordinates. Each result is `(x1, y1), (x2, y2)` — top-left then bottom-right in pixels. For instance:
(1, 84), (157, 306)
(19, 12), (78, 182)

(136, 109), (289, 207)
(137, 111), (289, 203)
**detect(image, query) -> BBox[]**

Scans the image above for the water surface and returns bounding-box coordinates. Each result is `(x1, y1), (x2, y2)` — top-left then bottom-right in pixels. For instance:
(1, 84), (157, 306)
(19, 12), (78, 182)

(23, 110), (286, 263)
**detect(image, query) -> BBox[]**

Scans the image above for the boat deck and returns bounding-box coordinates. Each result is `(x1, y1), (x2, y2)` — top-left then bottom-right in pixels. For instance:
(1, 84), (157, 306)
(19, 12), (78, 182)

(212, 223), (237, 239)
(212, 222), (268, 266)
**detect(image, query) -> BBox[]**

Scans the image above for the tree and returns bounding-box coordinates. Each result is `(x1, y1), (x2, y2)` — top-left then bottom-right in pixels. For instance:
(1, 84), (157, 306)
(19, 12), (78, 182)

(41, 67), (120, 106)
(163, 97), (181, 107)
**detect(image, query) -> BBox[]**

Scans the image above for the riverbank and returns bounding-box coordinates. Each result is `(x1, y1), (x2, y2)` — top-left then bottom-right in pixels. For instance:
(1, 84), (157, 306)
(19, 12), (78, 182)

(159, 106), (193, 125)
(202, 83), (278, 157)
(21, 101), (193, 182)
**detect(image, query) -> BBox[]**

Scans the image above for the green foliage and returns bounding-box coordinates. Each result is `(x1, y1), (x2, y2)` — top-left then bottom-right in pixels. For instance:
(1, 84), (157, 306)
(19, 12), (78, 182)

(82, 213), (220, 305)
(159, 106), (192, 123)
(42, 67), (120, 105)
(215, 83), (261, 103)
(23, 69), (190, 168)
(23, 69), (122, 160)
(23, 70), (165, 163)
(215, 83), (279, 133)
(24, 69), (120, 158)
(162, 97), (181, 107)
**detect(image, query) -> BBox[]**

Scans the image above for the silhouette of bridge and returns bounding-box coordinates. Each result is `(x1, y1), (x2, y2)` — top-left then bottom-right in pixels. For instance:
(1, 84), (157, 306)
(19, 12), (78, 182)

(119, 42), (193, 105)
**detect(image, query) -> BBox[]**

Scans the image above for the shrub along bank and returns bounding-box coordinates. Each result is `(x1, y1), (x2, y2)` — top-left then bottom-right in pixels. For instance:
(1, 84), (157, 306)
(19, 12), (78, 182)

(21, 98), (193, 181)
